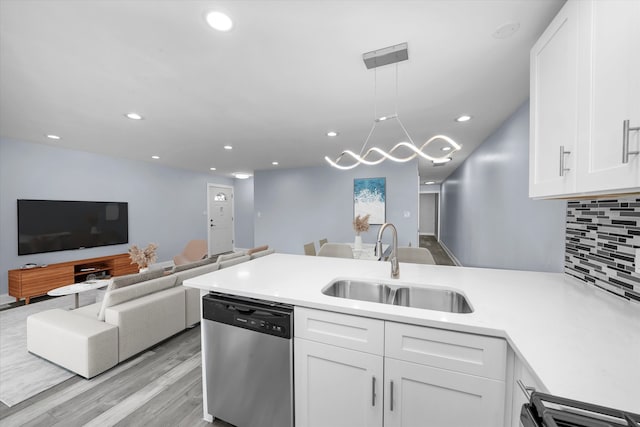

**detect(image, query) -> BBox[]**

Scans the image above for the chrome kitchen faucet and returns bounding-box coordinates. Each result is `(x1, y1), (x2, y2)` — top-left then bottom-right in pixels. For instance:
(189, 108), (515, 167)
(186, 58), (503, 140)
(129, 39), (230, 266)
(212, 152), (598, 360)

(376, 222), (399, 279)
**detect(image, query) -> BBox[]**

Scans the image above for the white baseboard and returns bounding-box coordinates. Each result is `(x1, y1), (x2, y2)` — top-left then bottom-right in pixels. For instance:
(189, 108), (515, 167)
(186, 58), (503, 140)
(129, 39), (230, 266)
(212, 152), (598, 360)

(439, 241), (462, 266)
(0, 294), (15, 305)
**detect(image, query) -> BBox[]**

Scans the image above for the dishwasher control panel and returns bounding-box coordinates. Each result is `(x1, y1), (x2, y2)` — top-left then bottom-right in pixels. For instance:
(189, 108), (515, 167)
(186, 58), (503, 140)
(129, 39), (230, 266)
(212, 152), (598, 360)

(234, 315), (285, 334)
(203, 292), (292, 339)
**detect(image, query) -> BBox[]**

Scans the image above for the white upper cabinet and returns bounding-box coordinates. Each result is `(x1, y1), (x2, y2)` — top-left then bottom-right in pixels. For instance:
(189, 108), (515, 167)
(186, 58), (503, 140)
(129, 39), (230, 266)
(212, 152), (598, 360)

(529, 0), (579, 198)
(530, 0), (640, 198)
(576, 0), (640, 193)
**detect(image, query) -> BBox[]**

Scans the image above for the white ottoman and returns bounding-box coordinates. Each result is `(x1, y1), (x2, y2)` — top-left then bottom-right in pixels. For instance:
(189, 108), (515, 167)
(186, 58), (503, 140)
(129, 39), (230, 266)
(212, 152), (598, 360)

(27, 308), (118, 378)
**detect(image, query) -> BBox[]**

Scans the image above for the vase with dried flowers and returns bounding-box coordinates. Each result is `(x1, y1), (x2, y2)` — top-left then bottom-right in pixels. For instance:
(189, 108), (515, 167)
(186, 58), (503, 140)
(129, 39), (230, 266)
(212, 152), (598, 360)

(128, 243), (158, 272)
(353, 214), (370, 250)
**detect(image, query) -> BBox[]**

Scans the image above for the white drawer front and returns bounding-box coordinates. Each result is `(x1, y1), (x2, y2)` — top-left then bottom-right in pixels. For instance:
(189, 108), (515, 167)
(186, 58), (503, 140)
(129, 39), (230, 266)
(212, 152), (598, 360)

(295, 307), (384, 355)
(385, 322), (506, 380)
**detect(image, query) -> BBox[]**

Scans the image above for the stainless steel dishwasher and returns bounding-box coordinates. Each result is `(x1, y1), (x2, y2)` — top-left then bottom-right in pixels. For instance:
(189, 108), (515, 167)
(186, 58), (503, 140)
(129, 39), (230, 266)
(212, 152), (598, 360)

(202, 292), (293, 427)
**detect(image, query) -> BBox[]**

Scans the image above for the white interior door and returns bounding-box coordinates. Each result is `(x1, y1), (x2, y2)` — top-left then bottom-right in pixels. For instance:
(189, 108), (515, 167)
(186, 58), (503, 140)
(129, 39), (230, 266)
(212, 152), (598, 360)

(207, 184), (234, 256)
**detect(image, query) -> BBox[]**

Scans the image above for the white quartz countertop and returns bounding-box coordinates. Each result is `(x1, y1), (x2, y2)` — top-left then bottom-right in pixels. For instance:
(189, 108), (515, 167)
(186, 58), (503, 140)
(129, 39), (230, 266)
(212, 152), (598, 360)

(184, 253), (640, 413)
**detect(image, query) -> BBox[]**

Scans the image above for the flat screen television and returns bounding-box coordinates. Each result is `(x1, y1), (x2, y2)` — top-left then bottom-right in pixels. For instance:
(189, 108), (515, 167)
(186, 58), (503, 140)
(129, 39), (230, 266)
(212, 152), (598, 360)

(17, 199), (129, 256)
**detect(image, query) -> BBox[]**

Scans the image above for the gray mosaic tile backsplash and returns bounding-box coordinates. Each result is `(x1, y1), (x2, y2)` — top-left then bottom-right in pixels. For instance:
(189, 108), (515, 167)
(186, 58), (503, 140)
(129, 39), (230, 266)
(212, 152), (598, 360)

(565, 196), (640, 302)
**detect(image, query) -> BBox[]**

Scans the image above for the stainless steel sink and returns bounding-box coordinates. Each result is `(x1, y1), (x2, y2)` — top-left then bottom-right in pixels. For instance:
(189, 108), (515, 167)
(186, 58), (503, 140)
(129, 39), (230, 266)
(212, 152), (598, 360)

(321, 279), (473, 314)
(321, 279), (392, 304)
(393, 286), (473, 314)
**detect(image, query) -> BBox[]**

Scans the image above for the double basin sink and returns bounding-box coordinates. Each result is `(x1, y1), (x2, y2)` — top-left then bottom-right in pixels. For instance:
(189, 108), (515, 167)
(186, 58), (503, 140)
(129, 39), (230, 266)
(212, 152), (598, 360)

(322, 279), (473, 314)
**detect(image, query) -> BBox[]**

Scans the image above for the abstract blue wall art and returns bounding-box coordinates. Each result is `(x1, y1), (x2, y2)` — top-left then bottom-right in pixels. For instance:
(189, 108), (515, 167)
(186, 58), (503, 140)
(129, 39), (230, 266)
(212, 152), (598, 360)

(354, 177), (386, 224)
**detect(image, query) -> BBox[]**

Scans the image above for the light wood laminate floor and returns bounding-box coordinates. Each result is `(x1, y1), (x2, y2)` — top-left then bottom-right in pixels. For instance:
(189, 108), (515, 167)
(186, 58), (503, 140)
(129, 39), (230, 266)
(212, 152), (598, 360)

(0, 325), (233, 427)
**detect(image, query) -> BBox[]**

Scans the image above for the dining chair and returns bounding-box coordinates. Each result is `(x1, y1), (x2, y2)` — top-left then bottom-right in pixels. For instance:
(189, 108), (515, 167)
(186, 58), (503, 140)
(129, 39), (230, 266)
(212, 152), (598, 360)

(304, 242), (317, 256)
(396, 247), (435, 264)
(317, 243), (354, 259)
(319, 238), (328, 249)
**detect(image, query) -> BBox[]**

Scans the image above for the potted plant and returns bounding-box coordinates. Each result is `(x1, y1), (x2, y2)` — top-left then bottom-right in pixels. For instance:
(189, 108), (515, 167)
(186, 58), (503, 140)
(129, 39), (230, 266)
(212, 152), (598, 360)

(128, 243), (158, 272)
(352, 214), (370, 250)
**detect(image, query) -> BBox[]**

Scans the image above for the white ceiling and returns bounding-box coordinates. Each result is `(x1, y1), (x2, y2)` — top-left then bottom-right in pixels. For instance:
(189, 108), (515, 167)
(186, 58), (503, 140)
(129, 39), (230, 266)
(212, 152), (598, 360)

(0, 0), (564, 183)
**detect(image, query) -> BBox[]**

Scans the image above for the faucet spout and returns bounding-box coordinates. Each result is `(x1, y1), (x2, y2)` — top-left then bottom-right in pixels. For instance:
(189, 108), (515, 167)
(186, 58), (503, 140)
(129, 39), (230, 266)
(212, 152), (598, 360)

(376, 223), (399, 279)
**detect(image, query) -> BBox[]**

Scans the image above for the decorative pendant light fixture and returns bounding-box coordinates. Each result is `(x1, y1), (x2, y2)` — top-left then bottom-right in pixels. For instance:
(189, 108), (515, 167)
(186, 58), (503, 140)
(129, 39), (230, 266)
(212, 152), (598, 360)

(325, 43), (461, 170)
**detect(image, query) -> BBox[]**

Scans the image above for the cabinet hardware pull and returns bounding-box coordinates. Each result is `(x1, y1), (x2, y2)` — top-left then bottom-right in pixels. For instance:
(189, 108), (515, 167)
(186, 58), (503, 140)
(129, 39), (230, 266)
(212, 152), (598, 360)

(372, 376), (376, 406)
(517, 379), (536, 400)
(390, 380), (394, 411)
(559, 145), (571, 176)
(622, 120), (640, 164)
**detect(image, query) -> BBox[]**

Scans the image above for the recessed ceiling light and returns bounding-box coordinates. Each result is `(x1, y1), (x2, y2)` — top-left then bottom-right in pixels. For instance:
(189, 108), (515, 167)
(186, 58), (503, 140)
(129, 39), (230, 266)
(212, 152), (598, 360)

(126, 112), (143, 120)
(432, 157), (452, 165)
(210, 167), (217, 171)
(455, 115), (472, 122)
(46, 134), (61, 140)
(206, 11), (233, 32)
(223, 145), (233, 150)
(151, 155), (160, 159)
(424, 181), (436, 185)
(493, 22), (520, 39)
(442, 146), (452, 152)
(327, 131), (338, 137)
(233, 172), (251, 179)
(272, 161), (279, 166)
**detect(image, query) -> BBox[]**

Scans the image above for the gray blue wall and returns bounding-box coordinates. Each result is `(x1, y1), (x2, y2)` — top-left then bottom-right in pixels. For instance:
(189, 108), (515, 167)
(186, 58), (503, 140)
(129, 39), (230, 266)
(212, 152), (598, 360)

(0, 138), (233, 295)
(233, 177), (255, 249)
(254, 162), (419, 254)
(440, 101), (566, 272)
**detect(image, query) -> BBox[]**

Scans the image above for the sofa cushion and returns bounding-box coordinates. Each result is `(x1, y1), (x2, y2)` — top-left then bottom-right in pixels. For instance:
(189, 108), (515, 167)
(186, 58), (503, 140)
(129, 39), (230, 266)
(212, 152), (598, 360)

(110, 268), (164, 290)
(174, 262), (220, 286)
(173, 256), (216, 273)
(219, 254), (251, 268)
(97, 274), (177, 321)
(250, 248), (275, 259)
(105, 286), (186, 361)
(246, 245), (268, 256)
(27, 309), (118, 378)
(216, 252), (244, 262)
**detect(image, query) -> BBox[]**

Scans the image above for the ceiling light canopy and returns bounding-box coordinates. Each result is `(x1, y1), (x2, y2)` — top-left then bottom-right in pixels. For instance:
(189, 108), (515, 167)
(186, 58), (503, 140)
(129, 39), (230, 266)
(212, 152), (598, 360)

(325, 42), (461, 170)
(206, 11), (233, 32)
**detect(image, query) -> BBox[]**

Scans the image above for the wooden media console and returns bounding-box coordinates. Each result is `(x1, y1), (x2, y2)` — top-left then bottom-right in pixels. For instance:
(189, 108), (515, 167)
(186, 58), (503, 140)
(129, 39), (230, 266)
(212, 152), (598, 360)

(8, 253), (139, 304)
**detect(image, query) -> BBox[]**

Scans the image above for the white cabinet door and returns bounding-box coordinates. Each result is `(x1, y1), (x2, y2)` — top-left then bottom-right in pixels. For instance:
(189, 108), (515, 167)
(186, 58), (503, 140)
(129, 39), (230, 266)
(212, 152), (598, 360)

(384, 358), (505, 427)
(509, 356), (547, 427)
(529, 0), (579, 198)
(294, 338), (383, 427)
(576, 0), (640, 193)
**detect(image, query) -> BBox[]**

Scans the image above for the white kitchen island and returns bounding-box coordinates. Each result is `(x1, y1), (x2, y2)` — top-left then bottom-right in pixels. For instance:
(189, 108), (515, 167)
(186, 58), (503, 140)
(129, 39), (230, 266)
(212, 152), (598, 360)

(184, 253), (640, 425)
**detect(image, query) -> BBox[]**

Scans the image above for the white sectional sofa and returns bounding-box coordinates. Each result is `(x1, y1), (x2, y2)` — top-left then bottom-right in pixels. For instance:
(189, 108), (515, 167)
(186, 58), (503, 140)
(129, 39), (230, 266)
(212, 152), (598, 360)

(26, 248), (274, 378)
(27, 259), (220, 378)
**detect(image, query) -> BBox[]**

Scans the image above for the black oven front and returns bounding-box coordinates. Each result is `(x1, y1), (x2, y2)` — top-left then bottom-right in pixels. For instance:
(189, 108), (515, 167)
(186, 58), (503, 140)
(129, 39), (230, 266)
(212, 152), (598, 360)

(520, 391), (640, 427)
